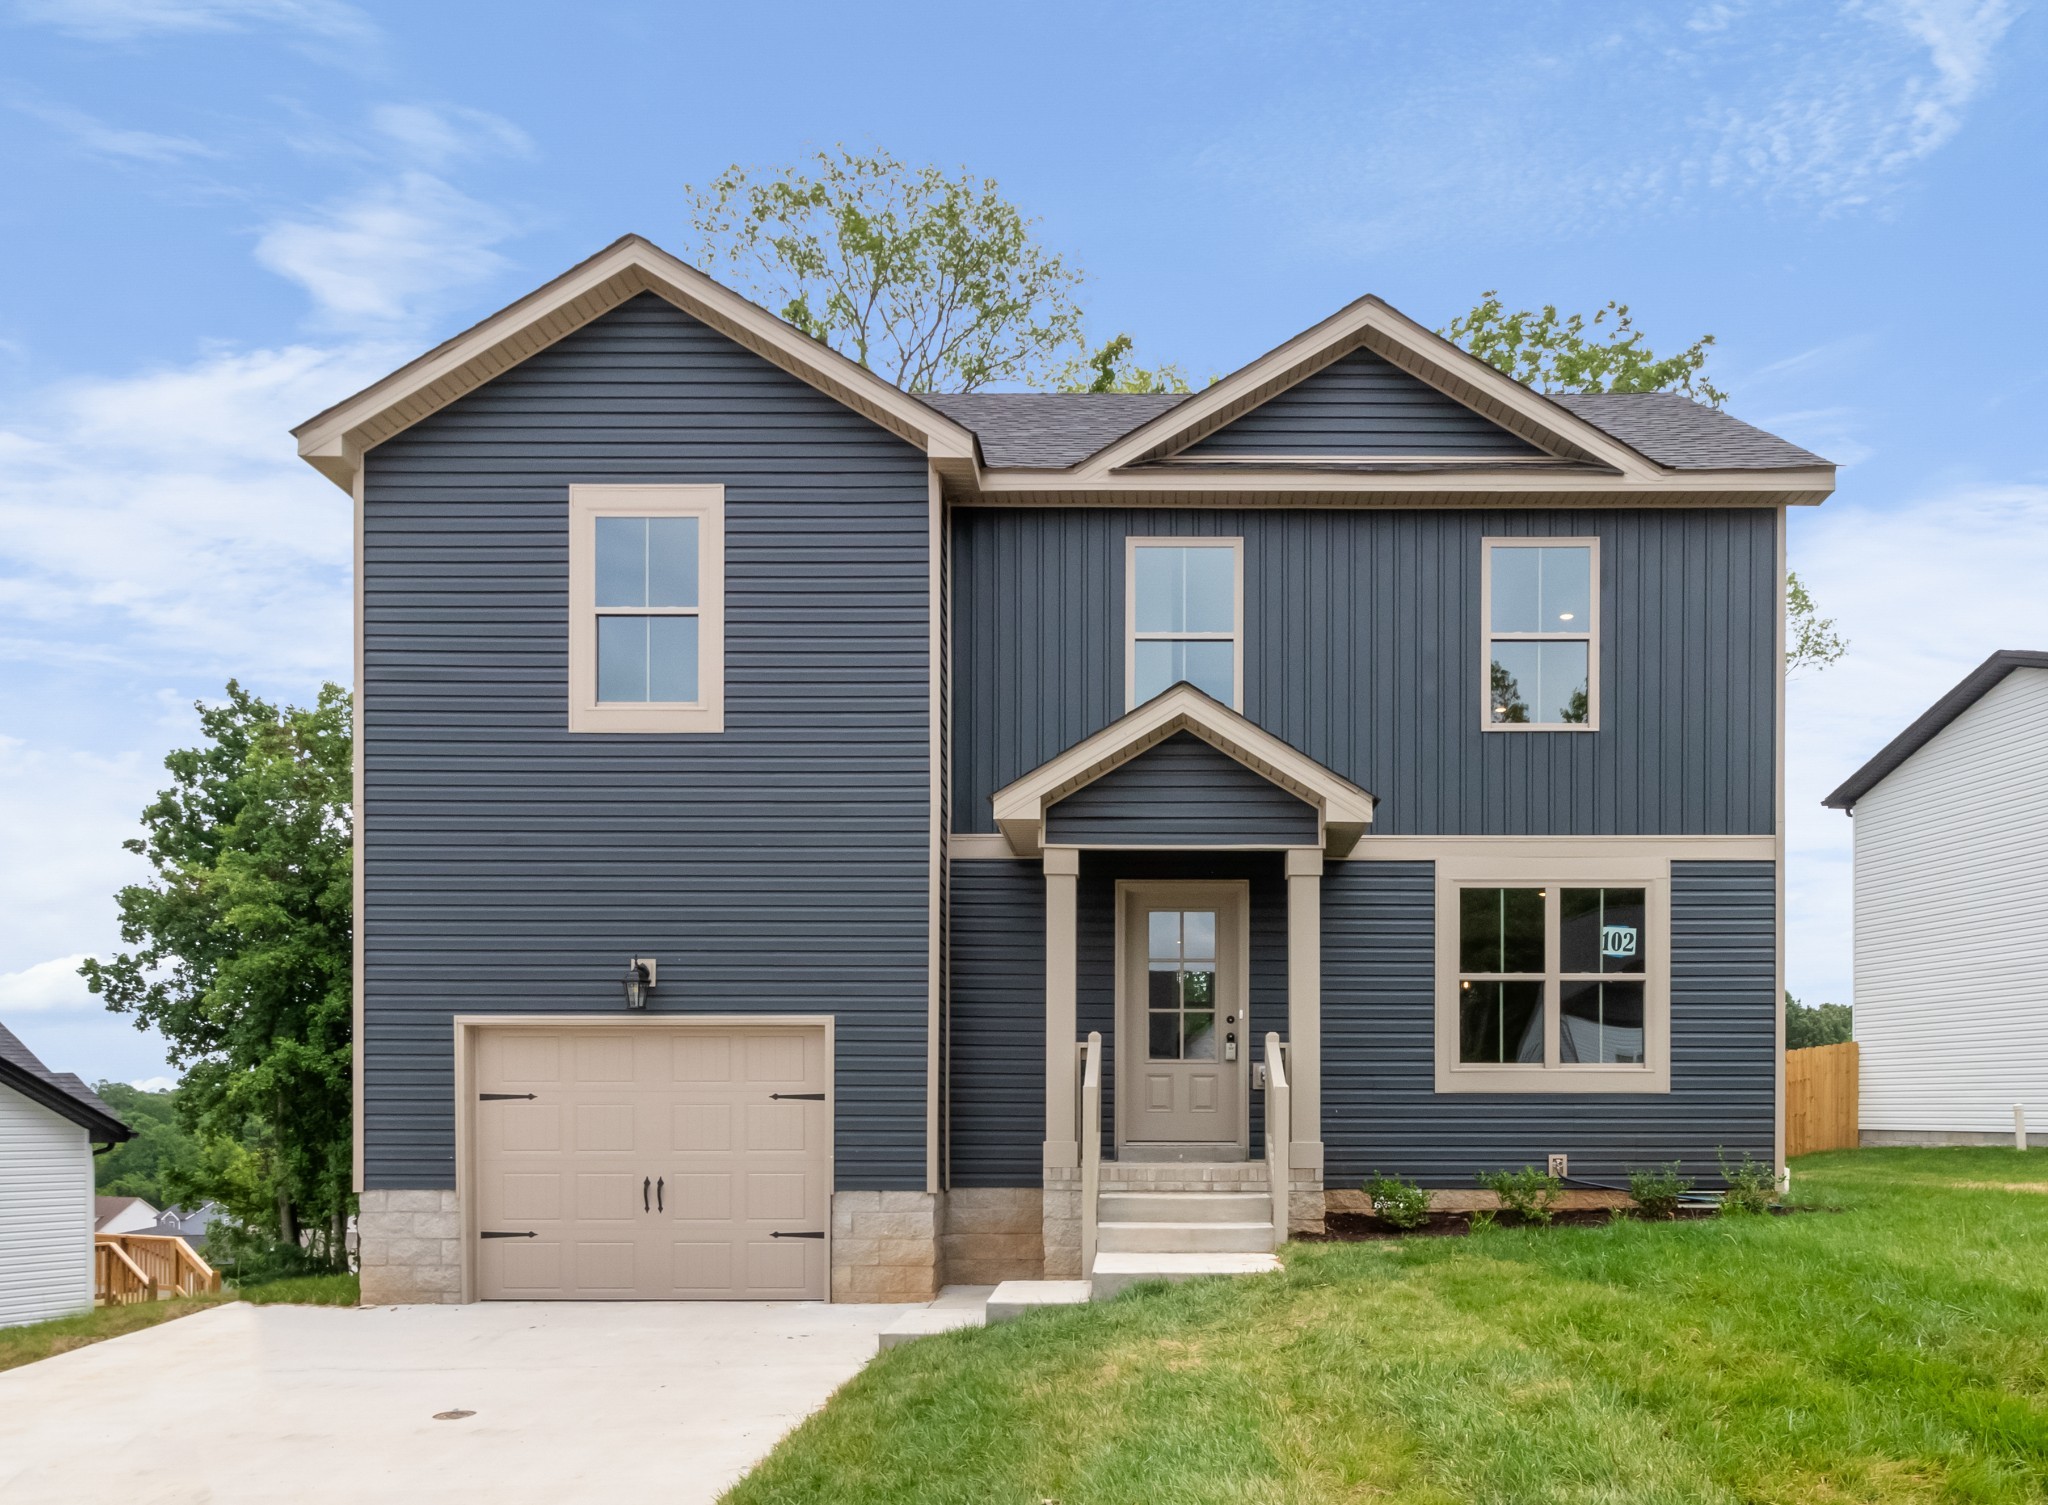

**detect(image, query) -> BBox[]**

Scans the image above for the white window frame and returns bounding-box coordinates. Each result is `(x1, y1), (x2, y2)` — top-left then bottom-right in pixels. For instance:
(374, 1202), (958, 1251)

(567, 484), (725, 734)
(1481, 536), (1600, 732)
(1124, 536), (1244, 711)
(1433, 849), (1670, 1094)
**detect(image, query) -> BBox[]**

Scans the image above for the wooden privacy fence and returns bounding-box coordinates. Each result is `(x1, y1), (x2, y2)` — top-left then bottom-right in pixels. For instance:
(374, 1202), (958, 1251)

(1786, 1041), (1860, 1156)
(95, 1234), (221, 1306)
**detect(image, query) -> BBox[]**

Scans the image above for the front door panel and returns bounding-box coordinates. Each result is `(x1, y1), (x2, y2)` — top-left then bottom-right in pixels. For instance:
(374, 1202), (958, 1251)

(1121, 885), (1246, 1151)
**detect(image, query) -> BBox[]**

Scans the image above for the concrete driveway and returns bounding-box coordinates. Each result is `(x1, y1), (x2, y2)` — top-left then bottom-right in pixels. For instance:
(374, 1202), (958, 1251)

(0, 1298), (905, 1504)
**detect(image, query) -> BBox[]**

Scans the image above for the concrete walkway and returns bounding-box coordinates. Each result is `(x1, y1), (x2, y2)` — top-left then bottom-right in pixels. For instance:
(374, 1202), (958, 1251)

(0, 1298), (906, 1504)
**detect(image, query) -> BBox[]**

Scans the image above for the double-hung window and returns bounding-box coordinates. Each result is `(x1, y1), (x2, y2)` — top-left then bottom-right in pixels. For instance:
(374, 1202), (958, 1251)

(567, 484), (724, 733)
(1126, 538), (1242, 708)
(1436, 858), (1668, 1092)
(1483, 538), (1597, 729)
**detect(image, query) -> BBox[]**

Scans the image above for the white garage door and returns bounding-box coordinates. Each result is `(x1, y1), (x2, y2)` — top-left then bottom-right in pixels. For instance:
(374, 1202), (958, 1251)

(472, 1025), (829, 1300)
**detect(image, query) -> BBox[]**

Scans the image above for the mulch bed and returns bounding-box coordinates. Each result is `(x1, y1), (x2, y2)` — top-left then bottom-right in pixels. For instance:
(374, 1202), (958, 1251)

(1298, 1205), (1808, 1241)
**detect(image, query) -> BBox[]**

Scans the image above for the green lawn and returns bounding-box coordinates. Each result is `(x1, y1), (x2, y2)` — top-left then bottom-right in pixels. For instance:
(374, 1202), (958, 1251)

(0, 1272), (360, 1374)
(729, 1150), (2048, 1504)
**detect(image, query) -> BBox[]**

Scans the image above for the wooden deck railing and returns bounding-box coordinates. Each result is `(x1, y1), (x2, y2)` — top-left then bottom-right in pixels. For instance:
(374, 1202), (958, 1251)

(95, 1233), (222, 1305)
(1786, 1041), (1860, 1156)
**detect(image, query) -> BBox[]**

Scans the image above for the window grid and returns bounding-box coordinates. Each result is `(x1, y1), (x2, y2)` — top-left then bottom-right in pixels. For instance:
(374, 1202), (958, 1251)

(1481, 536), (1599, 732)
(1125, 537), (1243, 710)
(1454, 884), (1649, 1071)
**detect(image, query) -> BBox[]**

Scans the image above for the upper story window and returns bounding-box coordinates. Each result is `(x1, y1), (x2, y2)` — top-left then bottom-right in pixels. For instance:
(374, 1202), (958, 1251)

(1483, 538), (1597, 730)
(1126, 538), (1242, 709)
(567, 484), (725, 733)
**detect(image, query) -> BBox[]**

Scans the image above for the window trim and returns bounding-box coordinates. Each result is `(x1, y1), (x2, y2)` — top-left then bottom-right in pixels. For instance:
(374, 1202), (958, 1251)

(1481, 536), (1600, 733)
(1432, 850), (1670, 1094)
(1124, 535), (1245, 711)
(567, 484), (725, 733)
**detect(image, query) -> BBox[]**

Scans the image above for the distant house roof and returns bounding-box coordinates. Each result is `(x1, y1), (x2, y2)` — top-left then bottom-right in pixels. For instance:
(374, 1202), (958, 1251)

(96, 1195), (160, 1231)
(917, 388), (1826, 474)
(0, 1021), (132, 1143)
(1823, 650), (2048, 812)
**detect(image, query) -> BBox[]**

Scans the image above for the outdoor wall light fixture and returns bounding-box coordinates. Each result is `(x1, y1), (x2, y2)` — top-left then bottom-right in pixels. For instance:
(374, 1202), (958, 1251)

(621, 957), (658, 1009)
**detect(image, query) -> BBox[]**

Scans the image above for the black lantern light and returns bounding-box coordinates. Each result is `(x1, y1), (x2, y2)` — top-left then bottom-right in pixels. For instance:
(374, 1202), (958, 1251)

(621, 957), (657, 1009)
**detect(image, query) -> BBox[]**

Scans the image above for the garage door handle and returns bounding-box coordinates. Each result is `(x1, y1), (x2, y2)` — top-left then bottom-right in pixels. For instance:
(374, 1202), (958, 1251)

(643, 1176), (651, 1212)
(481, 1231), (536, 1239)
(656, 1177), (664, 1213)
(770, 1093), (825, 1101)
(770, 1231), (826, 1239)
(479, 1093), (536, 1101)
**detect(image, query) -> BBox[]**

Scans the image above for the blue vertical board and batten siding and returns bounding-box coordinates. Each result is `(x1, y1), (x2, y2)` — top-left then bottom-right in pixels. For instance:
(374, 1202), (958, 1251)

(1045, 733), (1319, 847)
(1178, 348), (1544, 457)
(1320, 860), (1776, 1183)
(360, 292), (931, 1191)
(952, 507), (1776, 837)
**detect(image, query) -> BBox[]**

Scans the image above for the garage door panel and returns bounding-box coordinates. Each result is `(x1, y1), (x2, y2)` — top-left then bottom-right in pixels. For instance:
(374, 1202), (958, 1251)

(474, 1024), (829, 1301)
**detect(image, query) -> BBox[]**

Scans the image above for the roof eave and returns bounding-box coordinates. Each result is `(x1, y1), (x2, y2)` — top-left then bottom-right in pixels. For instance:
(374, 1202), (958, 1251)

(1822, 649), (2048, 811)
(0, 1058), (132, 1143)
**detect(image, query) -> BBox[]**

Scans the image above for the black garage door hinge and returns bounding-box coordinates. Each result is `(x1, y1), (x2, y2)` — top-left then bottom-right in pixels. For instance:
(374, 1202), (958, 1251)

(479, 1093), (537, 1101)
(480, 1230), (537, 1239)
(770, 1230), (826, 1239)
(769, 1092), (825, 1101)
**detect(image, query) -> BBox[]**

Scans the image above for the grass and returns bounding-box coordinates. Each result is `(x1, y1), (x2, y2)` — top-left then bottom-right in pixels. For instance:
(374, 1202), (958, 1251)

(0, 1270), (360, 1374)
(728, 1150), (2048, 1504)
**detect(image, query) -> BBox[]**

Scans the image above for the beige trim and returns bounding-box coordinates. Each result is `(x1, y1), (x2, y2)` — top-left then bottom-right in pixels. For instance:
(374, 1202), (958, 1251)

(950, 832), (1029, 860)
(957, 469), (1834, 508)
(1113, 879), (1252, 1156)
(1043, 851), (1080, 1171)
(294, 235), (977, 492)
(1774, 505), (1788, 1172)
(1123, 535), (1244, 711)
(566, 485), (725, 734)
(990, 683), (1374, 858)
(351, 464), (366, 1195)
(926, 465), (943, 1195)
(1072, 295), (1661, 482)
(1481, 536), (1600, 732)
(450, 1013), (836, 1305)
(1345, 834), (1776, 862)
(1284, 849), (1323, 1168)
(1432, 847), (1672, 1095)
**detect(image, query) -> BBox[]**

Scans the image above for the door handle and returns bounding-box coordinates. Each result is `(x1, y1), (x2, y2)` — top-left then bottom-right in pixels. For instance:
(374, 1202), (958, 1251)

(643, 1176), (650, 1212)
(656, 1177), (664, 1213)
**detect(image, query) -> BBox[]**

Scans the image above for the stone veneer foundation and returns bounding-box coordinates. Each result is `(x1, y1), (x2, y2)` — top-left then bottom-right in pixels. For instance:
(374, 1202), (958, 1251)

(829, 1190), (941, 1302)
(942, 1188), (1045, 1284)
(357, 1189), (462, 1305)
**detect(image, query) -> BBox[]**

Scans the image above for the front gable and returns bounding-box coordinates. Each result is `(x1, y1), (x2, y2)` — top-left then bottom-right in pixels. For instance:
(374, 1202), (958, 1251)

(1044, 732), (1320, 847)
(1174, 347), (1545, 461)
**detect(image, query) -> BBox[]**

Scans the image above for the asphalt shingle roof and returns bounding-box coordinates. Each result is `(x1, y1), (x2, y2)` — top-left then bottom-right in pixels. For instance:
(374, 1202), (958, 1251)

(916, 388), (1828, 473)
(0, 1019), (132, 1141)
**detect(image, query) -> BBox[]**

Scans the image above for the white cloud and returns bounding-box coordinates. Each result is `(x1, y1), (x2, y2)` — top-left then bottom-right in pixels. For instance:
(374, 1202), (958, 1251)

(0, 953), (97, 1013)
(255, 170), (516, 327)
(128, 1075), (176, 1091)
(12, 0), (374, 42)
(370, 103), (532, 169)
(11, 99), (217, 164)
(1785, 481), (2048, 1007)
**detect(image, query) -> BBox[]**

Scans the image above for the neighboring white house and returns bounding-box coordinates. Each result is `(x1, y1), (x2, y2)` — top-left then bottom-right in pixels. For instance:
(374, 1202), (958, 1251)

(0, 1021), (134, 1327)
(95, 1195), (161, 1236)
(1823, 651), (2048, 1147)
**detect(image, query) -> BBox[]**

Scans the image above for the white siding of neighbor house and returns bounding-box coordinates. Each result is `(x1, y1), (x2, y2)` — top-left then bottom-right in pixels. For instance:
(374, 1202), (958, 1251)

(0, 1081), (94, 1327)
(1853, 667), (2048, 1138)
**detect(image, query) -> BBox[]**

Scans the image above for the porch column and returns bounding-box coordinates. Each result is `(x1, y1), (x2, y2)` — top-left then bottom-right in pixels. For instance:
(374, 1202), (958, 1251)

(1042, 846), (1080, 1171)
(1285, 848), (1325, 1171)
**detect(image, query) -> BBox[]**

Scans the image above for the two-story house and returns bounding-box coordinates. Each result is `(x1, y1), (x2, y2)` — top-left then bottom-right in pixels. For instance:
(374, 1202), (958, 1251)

(296, 237), (1829, 1305)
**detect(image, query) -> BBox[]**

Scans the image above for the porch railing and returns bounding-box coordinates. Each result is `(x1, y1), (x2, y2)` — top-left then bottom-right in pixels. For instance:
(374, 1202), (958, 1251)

(1264, 1032), (1290, 1249)
(1078, 1031), (1103, 1278)
(95, 1233), (221, 1305)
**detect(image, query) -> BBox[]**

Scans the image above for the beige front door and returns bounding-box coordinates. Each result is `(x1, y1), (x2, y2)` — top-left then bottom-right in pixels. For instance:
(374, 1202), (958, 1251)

(472, 1024), (829, 1300)
(1119, 882), (1248, 1155)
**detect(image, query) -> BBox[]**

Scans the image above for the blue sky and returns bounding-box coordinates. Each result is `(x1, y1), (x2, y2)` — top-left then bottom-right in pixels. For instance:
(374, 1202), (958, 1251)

(1, 0), (2042, 1086)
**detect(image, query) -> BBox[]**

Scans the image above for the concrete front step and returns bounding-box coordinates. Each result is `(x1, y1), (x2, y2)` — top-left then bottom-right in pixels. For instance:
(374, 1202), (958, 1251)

(1098, 1191), (1271, 1224)
(1089, 1251), (1284, 1300)
(1096, 1220), (1275, 1253)
(985, 1280), (1094, 1323)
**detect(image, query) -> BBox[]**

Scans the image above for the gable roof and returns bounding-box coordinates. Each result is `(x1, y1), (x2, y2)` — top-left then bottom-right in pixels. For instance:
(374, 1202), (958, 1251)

(1823, 650), (2048, 812)
(990, 683), (1375, 857)
(919, 393), (1188, 468)
(1548, 393), (1828, 471)
(0, 1020), (132, 1142)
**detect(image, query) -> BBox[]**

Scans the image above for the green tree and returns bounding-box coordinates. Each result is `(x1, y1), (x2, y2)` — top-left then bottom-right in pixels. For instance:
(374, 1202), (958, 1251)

(1786, 992), (1853, 1049)
(685, 147), (1088, 392)
(1787, 571), (1848, 675)
(81, 682), (353, 1268)
(1055, 332), (1192, 394)
(1443, 291), (1727, 406)
(91, 1082), (203, 1206)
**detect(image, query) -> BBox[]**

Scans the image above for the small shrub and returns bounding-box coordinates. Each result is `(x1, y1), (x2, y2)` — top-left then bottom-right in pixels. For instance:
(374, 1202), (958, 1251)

(1363, 1172), (1432, 1230)
(1627, 1161), (1693, 1220)
(1717, 1148), (1778, 1216)
(1476, 1166), (1563, 1226)
(1466, 1209), (1498, 1234)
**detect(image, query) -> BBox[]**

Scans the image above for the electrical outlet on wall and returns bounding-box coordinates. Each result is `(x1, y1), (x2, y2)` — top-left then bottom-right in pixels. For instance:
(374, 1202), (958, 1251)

(1547, 1153), (1569, 1178)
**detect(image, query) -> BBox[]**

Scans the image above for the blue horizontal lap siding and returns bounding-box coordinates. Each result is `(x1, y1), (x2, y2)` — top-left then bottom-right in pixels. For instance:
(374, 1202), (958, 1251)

(952, 507), (1776, 837)
(1320, 860), (1775, 1185)
(948, 862), (1045, 1187)
(1182, 349), (1542, 457)
(1045, 733), (1319, 847)
(362, 293), (931, 1191)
